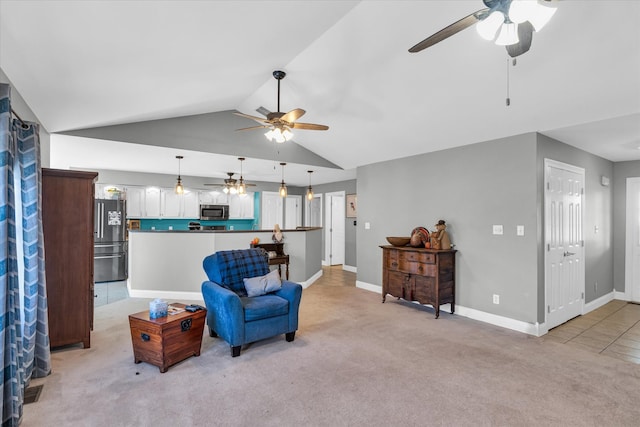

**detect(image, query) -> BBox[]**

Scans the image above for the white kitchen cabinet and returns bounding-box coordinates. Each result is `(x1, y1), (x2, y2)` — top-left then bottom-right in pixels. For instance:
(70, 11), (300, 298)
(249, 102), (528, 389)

(183, 190), (199, 218)
(125, 186), (146, 218)
(198, 190), (227, 205)
(229, 192), (254, 219)
(161, 189), (182, 218)
(145, 187), (162, 218)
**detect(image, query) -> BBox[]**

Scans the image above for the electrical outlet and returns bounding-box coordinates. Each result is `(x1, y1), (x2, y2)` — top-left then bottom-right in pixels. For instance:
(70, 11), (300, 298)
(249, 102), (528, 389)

(517, 225), (525, 236)
(493, 294), (500, 304)
(365, 222), (371, 230)
(493, 225), (503, 235)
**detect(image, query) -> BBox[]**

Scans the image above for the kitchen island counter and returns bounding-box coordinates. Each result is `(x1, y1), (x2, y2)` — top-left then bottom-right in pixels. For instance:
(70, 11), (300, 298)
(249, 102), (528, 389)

(127, 228), (322, 300)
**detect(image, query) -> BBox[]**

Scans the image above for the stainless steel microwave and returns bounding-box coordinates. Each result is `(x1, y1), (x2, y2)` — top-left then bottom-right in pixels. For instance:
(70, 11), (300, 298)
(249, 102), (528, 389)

(200, 204), (229, 220)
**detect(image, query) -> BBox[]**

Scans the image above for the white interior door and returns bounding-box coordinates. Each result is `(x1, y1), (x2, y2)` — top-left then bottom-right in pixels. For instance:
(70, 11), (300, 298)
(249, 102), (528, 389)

(261, 191), (283, 231)
(306, 194), (322, 227)
(285, 195), (302, 229)
(325, 191), (345, 265)
(627, 178), (640, 302)
(545, 159), (585, 329)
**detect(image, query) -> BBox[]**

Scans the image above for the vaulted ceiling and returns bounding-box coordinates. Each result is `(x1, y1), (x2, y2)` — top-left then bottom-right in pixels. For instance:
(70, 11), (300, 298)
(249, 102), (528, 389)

(1, 1), (638, 186)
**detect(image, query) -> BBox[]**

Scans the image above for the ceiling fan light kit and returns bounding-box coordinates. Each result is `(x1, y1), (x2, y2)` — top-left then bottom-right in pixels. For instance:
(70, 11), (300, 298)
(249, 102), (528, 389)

(410, 0), (557, 58)
(234, 70), (329, 142)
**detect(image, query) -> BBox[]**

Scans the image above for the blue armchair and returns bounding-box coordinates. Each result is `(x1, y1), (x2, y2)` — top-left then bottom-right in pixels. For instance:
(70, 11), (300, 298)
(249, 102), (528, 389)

(201, 248), (302, 357)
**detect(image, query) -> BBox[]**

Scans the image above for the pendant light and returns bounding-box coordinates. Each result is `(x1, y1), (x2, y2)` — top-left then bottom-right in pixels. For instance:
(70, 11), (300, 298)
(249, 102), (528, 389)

(306, 170), (314, 201)
(279, 162), (287, 198)
(174, 155), (184, 194)
(237, 157), (247, 197)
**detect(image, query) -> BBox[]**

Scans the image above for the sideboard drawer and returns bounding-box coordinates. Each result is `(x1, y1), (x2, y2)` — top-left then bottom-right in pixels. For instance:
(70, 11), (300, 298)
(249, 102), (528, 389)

(398, 260), (436, 276)
(399, 251), (434, 264)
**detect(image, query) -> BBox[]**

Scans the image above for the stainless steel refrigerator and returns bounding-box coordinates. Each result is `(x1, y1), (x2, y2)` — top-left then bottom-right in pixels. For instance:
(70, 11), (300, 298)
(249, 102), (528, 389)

(94, 199), (127, 283)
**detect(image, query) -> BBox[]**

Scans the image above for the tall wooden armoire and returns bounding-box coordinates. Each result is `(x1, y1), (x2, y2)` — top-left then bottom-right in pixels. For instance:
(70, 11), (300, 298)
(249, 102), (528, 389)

(42, 168), (98, 348)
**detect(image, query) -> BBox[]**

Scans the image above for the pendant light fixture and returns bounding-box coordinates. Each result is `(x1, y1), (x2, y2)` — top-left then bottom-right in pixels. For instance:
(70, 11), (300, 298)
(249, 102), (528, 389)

(174, 155), (184, 194)
(306, 170), (314, 201)
(279, 162), (287, 198)
(237, 157), (247, 197)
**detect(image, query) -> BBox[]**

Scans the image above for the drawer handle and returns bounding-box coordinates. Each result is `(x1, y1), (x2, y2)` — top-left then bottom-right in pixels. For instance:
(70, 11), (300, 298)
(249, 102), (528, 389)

(181, 319), (192, 332)
(391, 262), (398, 267)
(141, 333), (150, 342)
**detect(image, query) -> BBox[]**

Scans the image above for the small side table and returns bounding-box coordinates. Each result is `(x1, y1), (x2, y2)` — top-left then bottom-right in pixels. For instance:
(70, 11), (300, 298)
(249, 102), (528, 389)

(128, 303), (206, 373)
(250, 242), (290, 280)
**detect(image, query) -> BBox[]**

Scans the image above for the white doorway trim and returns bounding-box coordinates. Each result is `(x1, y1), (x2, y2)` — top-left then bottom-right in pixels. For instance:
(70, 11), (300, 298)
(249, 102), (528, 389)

(325, 191), (345, 266)
(626, 177), (640, 302)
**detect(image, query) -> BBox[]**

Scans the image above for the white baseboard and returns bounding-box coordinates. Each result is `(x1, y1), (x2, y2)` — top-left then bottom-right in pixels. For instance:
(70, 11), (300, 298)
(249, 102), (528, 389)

(128, 270), (323, 299)
(614, 290), (630, 301)
(355, 280), (544, 336)
(584, 291), (615, 313)
(322, 260), (328, 266)
(356, 280), (381, 293)
(128, 289), (203, 301)
(343, 265), (357, 273)
(301, 270), (323, 288)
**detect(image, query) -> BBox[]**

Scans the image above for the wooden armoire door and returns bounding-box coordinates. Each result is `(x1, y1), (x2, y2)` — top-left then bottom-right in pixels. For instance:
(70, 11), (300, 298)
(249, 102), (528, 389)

(42, 168), (97, 348)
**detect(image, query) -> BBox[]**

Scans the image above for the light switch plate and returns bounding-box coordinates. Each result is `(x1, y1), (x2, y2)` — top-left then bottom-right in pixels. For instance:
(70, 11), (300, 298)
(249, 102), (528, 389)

(365, 222), (371, 230)
(517, 225), (525, 236)
(493, 225), (503, 235)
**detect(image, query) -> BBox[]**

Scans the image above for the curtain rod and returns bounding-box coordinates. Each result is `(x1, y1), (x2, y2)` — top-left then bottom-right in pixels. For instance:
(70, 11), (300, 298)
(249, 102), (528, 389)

(10, 108), (29, 129)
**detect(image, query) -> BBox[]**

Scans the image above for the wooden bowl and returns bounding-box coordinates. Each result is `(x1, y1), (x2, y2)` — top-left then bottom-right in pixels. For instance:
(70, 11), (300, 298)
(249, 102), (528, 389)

(386, 236), (411, 247)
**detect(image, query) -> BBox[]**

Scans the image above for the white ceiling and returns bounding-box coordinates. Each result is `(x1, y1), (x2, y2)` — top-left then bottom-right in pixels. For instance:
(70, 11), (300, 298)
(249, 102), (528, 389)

(1, 0), (639, 186)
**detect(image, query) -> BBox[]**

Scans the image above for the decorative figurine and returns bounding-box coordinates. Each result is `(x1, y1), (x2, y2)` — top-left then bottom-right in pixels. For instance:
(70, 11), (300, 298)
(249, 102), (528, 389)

(272, 224), (284, 243)
(431, 220), (451, 250)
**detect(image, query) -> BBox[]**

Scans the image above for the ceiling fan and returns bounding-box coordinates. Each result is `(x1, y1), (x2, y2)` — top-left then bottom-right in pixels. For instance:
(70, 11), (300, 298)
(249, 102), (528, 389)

(409, 0), (557, 58)
(234, 70), (329, 143)
(204, 158), (255, 195)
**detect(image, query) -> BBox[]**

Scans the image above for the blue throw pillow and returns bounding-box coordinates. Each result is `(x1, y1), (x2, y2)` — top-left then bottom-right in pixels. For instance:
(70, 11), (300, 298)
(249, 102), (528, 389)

(243, 269), (282, 297)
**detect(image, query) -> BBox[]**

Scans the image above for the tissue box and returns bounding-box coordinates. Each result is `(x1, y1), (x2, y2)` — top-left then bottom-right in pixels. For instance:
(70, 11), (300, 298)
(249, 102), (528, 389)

(149, 299), (168, 319)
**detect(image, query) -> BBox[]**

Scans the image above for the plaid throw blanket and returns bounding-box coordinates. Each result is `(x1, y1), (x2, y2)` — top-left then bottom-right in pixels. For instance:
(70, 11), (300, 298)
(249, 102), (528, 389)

(203, 248), (269, 297)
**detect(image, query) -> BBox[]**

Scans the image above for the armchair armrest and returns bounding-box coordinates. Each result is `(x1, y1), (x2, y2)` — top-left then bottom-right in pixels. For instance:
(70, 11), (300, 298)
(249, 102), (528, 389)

(274, 280), (302, 332)
(201, 281), (245, 346)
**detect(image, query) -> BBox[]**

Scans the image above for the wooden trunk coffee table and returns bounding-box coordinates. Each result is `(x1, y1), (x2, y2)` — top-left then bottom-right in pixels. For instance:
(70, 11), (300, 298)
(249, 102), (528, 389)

(128, 303), (206, 373)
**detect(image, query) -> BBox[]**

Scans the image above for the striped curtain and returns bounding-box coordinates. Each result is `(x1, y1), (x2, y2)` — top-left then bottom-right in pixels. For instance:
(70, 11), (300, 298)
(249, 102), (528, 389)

(0, 84), (51, 426)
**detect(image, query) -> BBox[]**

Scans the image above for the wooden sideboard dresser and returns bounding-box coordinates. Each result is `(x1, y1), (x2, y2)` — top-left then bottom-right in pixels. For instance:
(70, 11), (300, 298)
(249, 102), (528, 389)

(380, 245), (457, 318)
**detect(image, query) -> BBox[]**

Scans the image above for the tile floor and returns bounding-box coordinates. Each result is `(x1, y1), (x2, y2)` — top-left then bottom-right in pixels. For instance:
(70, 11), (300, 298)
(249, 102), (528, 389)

(544, 300), (640, 364)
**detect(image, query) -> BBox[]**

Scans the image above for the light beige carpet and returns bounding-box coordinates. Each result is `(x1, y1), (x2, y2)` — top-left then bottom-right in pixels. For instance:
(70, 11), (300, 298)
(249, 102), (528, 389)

(23, 285), (640, 426)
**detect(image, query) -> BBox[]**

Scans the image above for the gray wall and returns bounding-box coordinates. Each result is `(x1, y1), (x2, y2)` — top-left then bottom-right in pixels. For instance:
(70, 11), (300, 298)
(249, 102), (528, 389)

(311, 179), (357, 267)
(613, 160), (640, 292)
(536, 134), (614, 320)
(0, 67), (50, 167)
(357, 133), (540, 323)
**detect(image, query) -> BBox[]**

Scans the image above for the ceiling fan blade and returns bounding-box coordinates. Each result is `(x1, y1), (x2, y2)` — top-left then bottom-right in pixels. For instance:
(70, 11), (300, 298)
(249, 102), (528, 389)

(256, 106), (271, 117)
(291, 122), (329, 131)
(409, 8), (489, 53)
(233, 112), (269, 124)
(280, 108), (306, 123)
(236, 125), (271, 131)
(505, 21), (534, 58)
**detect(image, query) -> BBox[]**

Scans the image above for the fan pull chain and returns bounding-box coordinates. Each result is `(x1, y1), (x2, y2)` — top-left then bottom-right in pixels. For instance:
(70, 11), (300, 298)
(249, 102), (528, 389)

(506, 57), (517, 107)
(506, 56), (511, 107)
